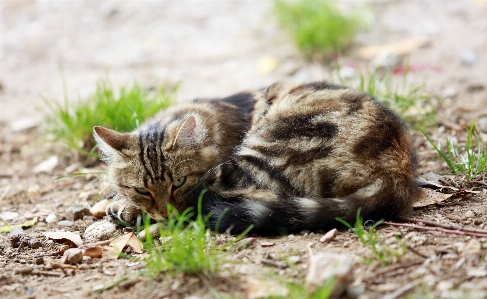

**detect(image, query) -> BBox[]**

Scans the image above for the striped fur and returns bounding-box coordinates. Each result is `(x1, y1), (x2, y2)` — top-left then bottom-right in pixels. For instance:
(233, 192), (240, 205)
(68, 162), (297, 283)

(94, 81), (418, 234)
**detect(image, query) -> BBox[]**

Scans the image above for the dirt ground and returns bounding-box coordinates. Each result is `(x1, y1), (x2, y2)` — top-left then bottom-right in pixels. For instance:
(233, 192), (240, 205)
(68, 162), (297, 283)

(2, 1), (487, 298)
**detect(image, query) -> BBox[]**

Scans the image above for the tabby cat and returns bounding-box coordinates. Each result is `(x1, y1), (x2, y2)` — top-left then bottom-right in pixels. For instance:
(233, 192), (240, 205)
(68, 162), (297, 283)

(93, 81), (418, 234)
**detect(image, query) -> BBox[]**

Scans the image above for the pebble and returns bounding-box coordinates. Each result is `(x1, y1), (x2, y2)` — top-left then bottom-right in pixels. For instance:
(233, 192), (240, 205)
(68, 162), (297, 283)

(33, 156), (59, 174)
(461, 239), (481, 256)
(66, 201), (91, 221)
(465, 210), (475, 218)
(299, 230), (310, 235)
(0, 211), (19, 221)
(246, 278), (289, 299)
(478, 117), (487, 133)
(61, 248), (83, 264)
(58, 220), (74, 227)
(45, 214), (57, 223)
(461, 48), (477, 66)
(287, 234), (295, 240)
(90, 199), (110, 219)
(305, 253), (353, 296)
(287, 256), (300, 265)
(84, 219), (118, 241)
(10, 118), (38, 132)
(137, 223), (161, 240)
(319, 228), (337, 243)
(474, 219), (483, 226)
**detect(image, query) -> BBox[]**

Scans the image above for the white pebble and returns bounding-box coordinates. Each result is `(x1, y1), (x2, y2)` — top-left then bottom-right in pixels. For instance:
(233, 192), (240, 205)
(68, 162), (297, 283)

(45, 214), (57, 223)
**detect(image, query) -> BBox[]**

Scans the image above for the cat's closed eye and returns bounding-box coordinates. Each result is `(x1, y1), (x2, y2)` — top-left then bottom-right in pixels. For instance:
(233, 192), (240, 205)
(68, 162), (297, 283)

(134, 187), (151, 195)
(173, 176), (186, 188)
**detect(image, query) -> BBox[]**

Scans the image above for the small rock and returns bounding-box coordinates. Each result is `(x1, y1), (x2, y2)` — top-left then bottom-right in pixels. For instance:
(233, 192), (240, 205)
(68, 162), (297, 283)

(300, 230), (310, 235)
(10, 227), (26, 237)
(33, 156), (59, 174)
(90, 199), (110, 219)
(320, 228), (337, 243)
(66, 201), (91, 221)
(0, 211), (19, 221)
(461, 49), (477, 66)
(478, 117), (487, 133)
(288, 234), (295, 240)
(337, 66), (356, 80)
(58, 220), (74, 227)
(60, 248), (83, 264)
(84, 219), (118, 241)
(10, 118), (38, 132)
(137, 223), (161, 240)
(45, 214), (57, 223)
(14, 266), (34, 275)
(28, 239), (42, 249)
(35, 257), (44, 265)
(465, 211), (475, 218)
(287, 256), (300, 265)
(372, 51), (402, 70)
(441, 86), (458, 98)
(474, 219), (483, 226)
(461, 239), (481, 256)
(305, 253), (353, 297)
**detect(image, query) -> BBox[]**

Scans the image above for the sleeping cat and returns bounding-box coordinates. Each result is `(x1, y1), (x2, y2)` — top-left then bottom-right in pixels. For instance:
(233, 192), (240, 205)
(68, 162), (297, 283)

(93, 81), (418, 234)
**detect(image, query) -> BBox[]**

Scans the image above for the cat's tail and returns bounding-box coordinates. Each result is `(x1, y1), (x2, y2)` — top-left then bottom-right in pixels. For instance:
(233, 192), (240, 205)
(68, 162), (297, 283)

(194, 189), (415, 235)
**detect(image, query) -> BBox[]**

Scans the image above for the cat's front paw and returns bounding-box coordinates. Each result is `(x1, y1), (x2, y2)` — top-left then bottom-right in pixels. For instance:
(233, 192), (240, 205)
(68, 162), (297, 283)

(106, 199), (142, 225)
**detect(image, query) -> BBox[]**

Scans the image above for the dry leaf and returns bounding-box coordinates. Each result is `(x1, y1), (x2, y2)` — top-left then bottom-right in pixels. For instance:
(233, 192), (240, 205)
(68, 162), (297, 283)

(0, 217), (38, 233)
(127, 233), (143, 254)
(104, 232), (141, 259)
(42, 231), (83, 247)
(355, 36), (430, 60)
(413, 188), (452, 208)
(82, 247), (103, 258)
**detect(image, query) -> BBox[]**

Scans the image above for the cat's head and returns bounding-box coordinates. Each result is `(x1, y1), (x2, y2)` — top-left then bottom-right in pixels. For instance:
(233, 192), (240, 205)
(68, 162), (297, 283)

(93, 114), (220, 219)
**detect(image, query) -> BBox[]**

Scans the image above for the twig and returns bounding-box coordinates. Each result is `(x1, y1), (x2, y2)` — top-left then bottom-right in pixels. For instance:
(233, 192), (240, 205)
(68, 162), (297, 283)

(0, 186), (11, 202)
(406, 245), (429, 259)
(32, 270), (64, 277)
(384, 221), (487, 237)
(382, 281), (417, 299)
(306, 242), (314, 258)
(261, 258), (287, 269)
(374, 261), (423, 277)
(399, 216), (487, 234)
(79, 240), (111, 248)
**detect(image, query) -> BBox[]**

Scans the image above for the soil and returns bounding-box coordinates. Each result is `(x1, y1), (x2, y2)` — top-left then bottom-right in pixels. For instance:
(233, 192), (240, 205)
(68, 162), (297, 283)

(1, 1), (487, 298)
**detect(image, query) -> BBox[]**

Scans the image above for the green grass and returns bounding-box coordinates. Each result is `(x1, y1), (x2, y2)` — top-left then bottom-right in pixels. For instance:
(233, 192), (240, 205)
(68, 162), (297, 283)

(335, 65), (438, 129)
(423, 120), (487, 183)
(141, 190), (251, 277)
(274, 0), (362, 60)
(43, 79), (176, 159)
(337, 210), (406, 265)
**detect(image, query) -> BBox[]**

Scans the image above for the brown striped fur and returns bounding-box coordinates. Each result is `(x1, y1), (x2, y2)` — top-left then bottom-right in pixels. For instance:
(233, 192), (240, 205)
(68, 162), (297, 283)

(93, 81), (418, 234)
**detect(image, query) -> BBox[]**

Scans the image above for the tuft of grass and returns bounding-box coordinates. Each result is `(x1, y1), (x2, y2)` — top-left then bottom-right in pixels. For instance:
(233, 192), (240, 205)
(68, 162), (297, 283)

(43, 79), (176, 159)
(335, 65), (438, 129)
(337, 209), (406, 265)
(274, 0), (362, 60)
(423, 120), (487, 183)
(142, 190), (250, 277)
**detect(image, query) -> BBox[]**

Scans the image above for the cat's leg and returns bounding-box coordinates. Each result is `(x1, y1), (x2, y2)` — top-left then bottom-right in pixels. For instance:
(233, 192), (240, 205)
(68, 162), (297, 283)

(106, 198), (142, 225)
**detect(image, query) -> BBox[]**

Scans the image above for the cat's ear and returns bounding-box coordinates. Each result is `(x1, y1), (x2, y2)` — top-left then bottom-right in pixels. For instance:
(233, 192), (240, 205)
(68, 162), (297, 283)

(93, 126), (127, 163)
(173, 115), (205, 148)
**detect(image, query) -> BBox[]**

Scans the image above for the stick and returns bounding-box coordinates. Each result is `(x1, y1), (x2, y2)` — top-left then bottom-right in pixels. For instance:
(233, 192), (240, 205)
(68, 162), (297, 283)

(382, 281), (417, 299)
(261, 258), (287, 269)
(384, 221), (487, 238)
(406, 245), (429, 259)
(399, 216), (487, 234)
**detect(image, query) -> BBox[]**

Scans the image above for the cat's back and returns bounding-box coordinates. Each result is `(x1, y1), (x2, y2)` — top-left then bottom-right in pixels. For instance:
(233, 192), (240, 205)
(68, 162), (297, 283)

(236, 81), (417, 219)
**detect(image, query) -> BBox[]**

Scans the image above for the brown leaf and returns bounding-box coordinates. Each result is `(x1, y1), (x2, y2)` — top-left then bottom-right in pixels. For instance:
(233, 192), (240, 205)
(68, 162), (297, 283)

(82, 247), (103, 258)
(104, 232), (135, 259)
(127, 233), (143, 254)
(413, 188), (452, 208)
(42, 231), (83, 247)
